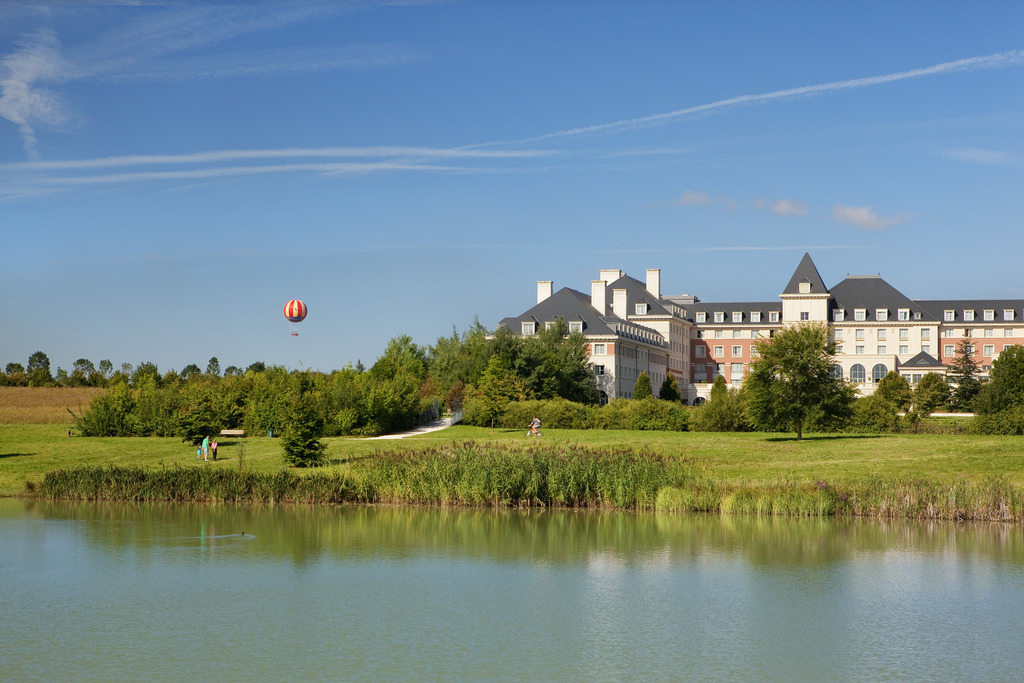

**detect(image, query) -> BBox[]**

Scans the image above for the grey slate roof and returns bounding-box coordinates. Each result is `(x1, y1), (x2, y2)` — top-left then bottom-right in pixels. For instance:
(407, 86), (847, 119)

(828, 275), (931, 322)
(782, 252), (828, 295)
(901, 351), (945, 370)
(915, 299), (1024, 324)
(497, 287), (615, 334)
(604, 274), (674, 317)
(689, 301), (780, 324)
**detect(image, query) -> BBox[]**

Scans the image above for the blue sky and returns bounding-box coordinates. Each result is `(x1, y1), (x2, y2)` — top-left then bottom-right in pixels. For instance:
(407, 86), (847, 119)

(2, 1), (1023, 375)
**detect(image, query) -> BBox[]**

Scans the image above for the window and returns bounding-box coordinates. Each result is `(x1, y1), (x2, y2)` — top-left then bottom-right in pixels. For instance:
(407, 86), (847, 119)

(944, 345), (955, 356)
(850, 364), (866, 383)
(834, 329), (844, 340)
(544, 322), (555, 330)
(713, 346), (724, 358)
(714, 329), (724, 339)
(1005, 309), (1015, 321)
(593, 343), (606, 355)
(733, 329), (742, 339)
(855, 345), (865, 355)
(714, 312), (724, 323)
(872, 364), (888, 383)
(635, 303), (648, 315)
(594, 365), (605, 375)
(522, 322), (535, 335)
(732, 312), (743, 323)
(984, 345), (995, 357)
(800, 312), (810, 321)
(696, 312), (706, 323)
(751, 311), (761, 323)
(855, 329), (865, 340)
(855, 309), (866, 321)
(832, 364), (844, 379)
(984, 310), (994, 321)
(877, 345), (886, 355)
(732, 345), (742, 357)
(695, 346), (706, 358)
(899, 345), (909, 355)
(696, 330), (704, 338)
(922, 344), (930, 354)
(834, 309), (845, 322)
(920, 329), (930, 340)
(876, 309), (888, 322)
(898, 309), (910, 321)
(569, 321), (583, 333)
(877, 329), (886, 339)
(751, 329), (761, 339)
(769, 311), (780, 323)
(730, 363), (744, 384)
(1007, 329), (1015, 338)
(964, 310), (975, 321)
(985, 328), (994, 337)
(899, 329), (909, 340)
(944, 310), (955, 321)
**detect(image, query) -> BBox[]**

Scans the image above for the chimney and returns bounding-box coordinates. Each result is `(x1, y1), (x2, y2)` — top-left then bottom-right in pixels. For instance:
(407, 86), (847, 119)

(612, 288), (628, 319)
(646, 268), (661, 299)
(591, 280), (607, 314)
(537, 280), (553, 304)
(600, 269), (623, 284)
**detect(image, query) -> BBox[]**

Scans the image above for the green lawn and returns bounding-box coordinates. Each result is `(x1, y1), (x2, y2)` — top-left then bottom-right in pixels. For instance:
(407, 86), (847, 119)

(3, 423), (1023, 497)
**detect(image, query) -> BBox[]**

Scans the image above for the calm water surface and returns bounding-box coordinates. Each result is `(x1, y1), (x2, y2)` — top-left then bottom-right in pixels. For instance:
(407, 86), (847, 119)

(3, 498), (1024, 681)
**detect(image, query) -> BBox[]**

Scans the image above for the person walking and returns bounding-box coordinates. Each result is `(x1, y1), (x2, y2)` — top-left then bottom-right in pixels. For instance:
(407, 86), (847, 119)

(201, 435), (210, 462)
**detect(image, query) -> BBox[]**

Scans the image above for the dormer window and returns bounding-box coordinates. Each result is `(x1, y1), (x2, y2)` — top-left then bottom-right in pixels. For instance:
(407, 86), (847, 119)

(714, 312), (724, 323)
(1005, 309), (1015, 321)
(635, 303), (648, 315)
(854, 309), (866, 322)
(695, 311), (706, 323)
(944, 310), (955, 321)
(799, 281), (811, 294)
(876, 309), (888, 322)
(522, 322), (536, 335)
(898, 309), (910, 321)
(750, 311), (761, 323)
(732, 312), (743, 323)
(834, 309), (845, 322)
(769, 311), (780, 323)
(984, 310), (995, 321)
(964, 310), (975, 322)
(568, 321), (583, 333)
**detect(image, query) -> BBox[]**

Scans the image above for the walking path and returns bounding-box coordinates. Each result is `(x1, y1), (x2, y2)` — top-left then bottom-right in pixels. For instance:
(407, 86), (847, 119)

(361, 416), (456, 440)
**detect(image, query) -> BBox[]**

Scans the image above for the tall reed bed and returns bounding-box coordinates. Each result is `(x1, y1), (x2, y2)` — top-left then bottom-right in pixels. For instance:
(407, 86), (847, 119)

(26, 442), (1024, 521)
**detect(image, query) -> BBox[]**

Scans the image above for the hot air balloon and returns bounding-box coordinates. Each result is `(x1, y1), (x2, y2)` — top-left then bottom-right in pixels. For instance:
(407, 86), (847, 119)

(284, 300), (307, 335)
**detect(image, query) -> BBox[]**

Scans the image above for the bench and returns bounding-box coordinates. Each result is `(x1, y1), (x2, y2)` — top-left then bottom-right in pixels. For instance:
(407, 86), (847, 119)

(219, 429), (245, 437)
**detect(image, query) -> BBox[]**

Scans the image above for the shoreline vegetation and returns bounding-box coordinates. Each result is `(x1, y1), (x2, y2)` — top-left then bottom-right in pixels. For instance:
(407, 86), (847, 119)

(18, 439), (1024, 522)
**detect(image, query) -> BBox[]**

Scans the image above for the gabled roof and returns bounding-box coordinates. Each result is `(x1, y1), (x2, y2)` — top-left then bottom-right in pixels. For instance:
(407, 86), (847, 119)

(498, 287), (616, 335)
(828, 275), (928, 321)
(782, 252), (828, 295)
(604, 274), (673, 317)
(900, 351), (945, 370)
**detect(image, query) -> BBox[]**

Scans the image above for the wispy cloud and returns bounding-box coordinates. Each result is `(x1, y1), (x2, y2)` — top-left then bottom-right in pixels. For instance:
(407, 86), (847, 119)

(674, 189), (711, 206)
(755, 198), (808, 216)
(0, 5), (421, 158)
(515, 49), (1024, 143)
(941, 147), (1018, 166)
(833, 204), (906, 231)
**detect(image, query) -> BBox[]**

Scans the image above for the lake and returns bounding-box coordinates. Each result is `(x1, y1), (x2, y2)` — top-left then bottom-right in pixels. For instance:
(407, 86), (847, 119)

(3, 498), (1024, 681)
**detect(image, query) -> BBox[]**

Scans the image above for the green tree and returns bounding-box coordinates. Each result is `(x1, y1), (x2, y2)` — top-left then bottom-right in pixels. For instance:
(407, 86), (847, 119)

(478, 354), (526, 427)
(875, 371), (912, 411)
(74, 381), (137, 436)
(206, 356), (221, 377)
(131, 361), (162, 388)
(745, 322), (856, 440)
(689, 375), (749, 432)
(180, 363), (202, 381)
(913, 373), (950, 415)
(947, 334), (981, 411)
(659, 373), (681, 402)
(974, 344), (1024, 416)
(282, 393), (327, 467)
(849, 393), (899, 433)
(27, 350), (53, 386)
(633, 372), (653, 400)
(427, 318), (493, 395)
(174, 382), (220, 444)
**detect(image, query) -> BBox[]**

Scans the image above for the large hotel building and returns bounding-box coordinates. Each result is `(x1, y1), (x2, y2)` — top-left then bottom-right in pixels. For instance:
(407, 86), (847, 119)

(498, 253), (1024, 405)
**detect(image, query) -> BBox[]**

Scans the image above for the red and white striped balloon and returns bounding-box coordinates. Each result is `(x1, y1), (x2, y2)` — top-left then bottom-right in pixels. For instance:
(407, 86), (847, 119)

(283, 299), (308, 323)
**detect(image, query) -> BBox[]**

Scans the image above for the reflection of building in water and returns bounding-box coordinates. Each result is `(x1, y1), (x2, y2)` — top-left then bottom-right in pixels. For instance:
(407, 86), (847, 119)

(497, 253), (1024, 404)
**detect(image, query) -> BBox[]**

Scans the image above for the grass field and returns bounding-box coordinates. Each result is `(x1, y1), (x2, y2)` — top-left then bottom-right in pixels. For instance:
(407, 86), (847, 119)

(4, 422), (1024, 499)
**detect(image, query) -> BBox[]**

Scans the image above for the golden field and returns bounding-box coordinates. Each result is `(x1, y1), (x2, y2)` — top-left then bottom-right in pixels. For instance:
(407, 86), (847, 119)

(0, 386), (106, 424)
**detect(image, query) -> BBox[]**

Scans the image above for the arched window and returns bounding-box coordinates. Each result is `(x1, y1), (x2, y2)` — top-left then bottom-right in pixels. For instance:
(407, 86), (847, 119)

(872, 364), (888, 383)
(832, 364), (844, 380)
(850, 364), (866, 384)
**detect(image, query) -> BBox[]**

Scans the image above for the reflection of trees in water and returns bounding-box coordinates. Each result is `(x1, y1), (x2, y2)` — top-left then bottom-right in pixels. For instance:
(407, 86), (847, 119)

(22, 499), (1024, 568)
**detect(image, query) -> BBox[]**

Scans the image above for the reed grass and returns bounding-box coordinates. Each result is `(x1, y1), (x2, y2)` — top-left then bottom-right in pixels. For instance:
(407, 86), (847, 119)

(25, 441), (1024, 521)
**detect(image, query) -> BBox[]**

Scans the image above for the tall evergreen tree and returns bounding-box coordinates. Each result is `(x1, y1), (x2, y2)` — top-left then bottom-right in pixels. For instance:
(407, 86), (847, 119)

(633, 371), (652, 400)
(947, 334), (981, 411)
